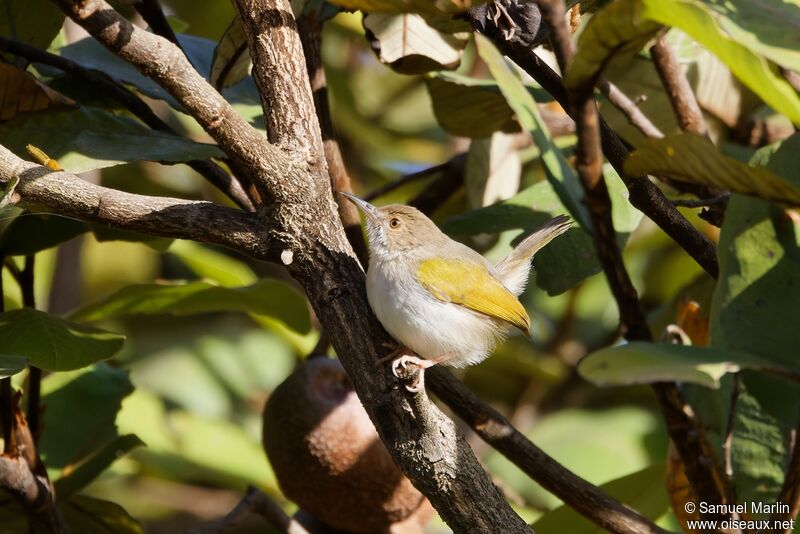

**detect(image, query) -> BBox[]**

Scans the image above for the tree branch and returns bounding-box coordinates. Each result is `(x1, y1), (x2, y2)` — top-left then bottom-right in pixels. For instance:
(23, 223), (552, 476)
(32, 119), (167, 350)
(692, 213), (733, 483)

(297, 15), (369, 267)
(428, 369), (670, 534)
(232, 1), (531, 529)
(0, 36), (255, 212)
(471, 15), (719, 279)
(649, 38), (707, 137)
(0, 145), (271, 260)
(538, 0), (650, 341)
(189, 485), (309, 534)
(598, 78), (664, 139)
(538, 0), (730, 523)
(133, 0), (182, 48)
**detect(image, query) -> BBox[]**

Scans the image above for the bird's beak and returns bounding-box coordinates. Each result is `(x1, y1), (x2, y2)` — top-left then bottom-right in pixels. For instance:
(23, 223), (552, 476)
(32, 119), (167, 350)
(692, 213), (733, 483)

(338, 192), (379, 224)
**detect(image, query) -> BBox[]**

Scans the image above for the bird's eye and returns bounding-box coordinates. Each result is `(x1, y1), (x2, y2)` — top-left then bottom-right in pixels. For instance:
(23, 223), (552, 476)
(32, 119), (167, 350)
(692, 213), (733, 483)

(389, 218), (401, 229)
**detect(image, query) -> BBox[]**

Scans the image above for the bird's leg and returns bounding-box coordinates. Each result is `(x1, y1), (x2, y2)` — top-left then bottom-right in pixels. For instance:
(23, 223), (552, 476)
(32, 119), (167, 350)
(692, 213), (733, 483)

(375, 341), (414, 366)
(488, 0), (518, 41)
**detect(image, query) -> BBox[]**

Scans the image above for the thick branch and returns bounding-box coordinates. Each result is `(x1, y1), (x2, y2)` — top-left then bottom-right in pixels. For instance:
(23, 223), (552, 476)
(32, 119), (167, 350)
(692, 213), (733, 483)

(233, 0), (531, 530)
(297, 15), (369, 267)
(471, 17), (719, 279)
(429, 369), (669, 534)
(0, 145), (270, 260)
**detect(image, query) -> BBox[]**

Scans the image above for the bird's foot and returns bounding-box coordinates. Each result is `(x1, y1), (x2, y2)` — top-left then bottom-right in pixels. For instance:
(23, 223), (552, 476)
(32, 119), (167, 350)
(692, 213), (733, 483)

(375, 342), (413, 366)
(391, 355), (433, 393)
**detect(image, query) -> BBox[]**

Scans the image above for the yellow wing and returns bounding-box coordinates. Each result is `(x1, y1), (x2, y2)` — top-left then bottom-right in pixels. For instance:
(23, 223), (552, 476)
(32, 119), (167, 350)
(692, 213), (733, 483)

(417, 258), (531, 335)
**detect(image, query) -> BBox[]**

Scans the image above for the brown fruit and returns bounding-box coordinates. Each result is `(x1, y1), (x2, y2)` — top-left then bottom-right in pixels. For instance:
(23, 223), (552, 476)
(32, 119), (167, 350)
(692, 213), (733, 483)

(262, 357), (430, 533)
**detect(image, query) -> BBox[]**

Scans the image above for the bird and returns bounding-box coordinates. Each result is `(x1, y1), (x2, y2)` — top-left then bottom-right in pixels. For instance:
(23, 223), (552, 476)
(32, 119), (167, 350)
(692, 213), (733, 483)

(340, 192), (572, 389)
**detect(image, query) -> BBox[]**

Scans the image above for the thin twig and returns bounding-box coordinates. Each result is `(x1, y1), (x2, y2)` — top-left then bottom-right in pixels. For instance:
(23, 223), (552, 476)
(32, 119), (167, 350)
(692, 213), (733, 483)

(189, 485), (309, 534)
(364, 160), (452, 202)
(19, 256), (42, 447)
(722, 374), (740, 480)
(0, 37), (255, 211)
(672, 194), (730, 208)
(429, 369), (670, 534)
(650, 37), (707, 137)
(409, 154), (466, 215)
(133, 0), (182, 48)
(598, 78), (664, 138)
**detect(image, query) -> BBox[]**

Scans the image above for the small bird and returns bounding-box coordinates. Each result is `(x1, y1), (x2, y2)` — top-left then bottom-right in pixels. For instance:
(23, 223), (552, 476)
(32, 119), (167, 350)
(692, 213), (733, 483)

(340, 192), (572, 388)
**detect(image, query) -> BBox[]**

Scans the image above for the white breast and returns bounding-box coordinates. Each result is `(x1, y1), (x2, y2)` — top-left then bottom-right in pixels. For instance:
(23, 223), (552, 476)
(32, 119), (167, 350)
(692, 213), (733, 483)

(366, 258), (509, 367)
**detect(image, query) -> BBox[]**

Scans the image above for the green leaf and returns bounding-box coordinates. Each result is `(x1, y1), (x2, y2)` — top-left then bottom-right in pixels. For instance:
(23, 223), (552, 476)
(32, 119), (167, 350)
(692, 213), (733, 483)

(578, 342), (782, 389)
(639, 0), (800, 124)
(565, 0), (663, 89)
(71, 279), (311, 334)
(0, 106), (224, 173)
(55, 434), (144, 502)
(624, 134), (800, 206)
(0, 354), (27, 378)
(0, 309), (124, 372)
(443, 163), (641, 295)
(168, 240), (257, 287)
(60, 496), (143, 534)
(0, 0), (65, 64)
(57, 35), (263, 126)
(364, 13), (465, 74)
(695, 0), (800, 75)
(40, 365), (134, 471)
(475, 33), (591, 229)
(533, 464), (671, 533)
(210, 17), (251, 90)
(0, 212), (87, 255)
(425, 72), (523, 137)
(485, 406), (667, 509)
(465, 132), (521, 208)
(704, 136), (800, 504)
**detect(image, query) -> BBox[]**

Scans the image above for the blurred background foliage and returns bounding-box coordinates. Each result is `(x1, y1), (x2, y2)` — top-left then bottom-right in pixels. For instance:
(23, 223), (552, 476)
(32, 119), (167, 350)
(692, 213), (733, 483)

(1, 0), (799, 532)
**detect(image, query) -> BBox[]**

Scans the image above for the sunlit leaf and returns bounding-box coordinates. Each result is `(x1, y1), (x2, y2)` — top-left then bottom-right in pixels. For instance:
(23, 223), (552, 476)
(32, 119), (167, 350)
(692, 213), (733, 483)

(578, 342), (782, 389)
(639, 0), (800, 124)
(0, 309), (124, 372)
(210, 17), (251, 90)
(55, 434), (144, 501)
(71, 279), (311, 334)
(168, 240), (257, 287)
(476, 33), (591, 229)
(706, 135), (800, 504)
(60, 496), (143, 534)
(0, 63), (75, 121)
(40, 365), (134, 470)
(625, 134), (800, 206)
(425, 73), (523, 137)
(0, 0), (65, 66)
(565, 0), (662, 89)
(364, 13), (465, 74)
(465, 132), (521, 209)
(0, 106), (224, 173)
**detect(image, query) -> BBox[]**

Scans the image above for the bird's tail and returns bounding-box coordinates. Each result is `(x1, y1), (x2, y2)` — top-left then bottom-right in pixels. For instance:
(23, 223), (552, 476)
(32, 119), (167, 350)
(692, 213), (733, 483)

(495, 215), (573, 296)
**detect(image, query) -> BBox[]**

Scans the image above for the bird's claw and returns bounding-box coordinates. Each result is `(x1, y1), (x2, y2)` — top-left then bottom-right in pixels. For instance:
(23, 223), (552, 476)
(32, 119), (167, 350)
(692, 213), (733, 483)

(391, 355), (427, 393)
